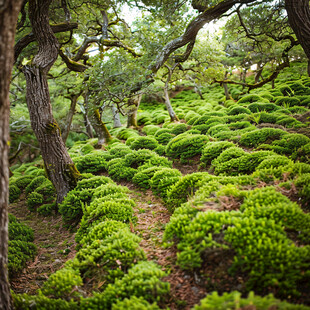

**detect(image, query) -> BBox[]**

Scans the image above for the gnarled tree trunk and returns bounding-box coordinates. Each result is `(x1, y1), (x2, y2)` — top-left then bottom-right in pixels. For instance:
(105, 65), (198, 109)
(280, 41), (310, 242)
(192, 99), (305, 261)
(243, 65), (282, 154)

(89, 108), (112, 146)
(127, 95), (142, 128)
(285, 0), (310, 76)
(111, 104), (122, 128)
(0, 1), (23, 309)
(22, 0), (79, 203)
(163, 86), (179, 122)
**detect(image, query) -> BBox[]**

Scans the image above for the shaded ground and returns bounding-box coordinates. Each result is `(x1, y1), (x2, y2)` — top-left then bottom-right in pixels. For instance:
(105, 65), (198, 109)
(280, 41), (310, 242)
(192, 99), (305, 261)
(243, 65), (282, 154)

(9, 200), (76, 295)
(128, 185), (208, 310)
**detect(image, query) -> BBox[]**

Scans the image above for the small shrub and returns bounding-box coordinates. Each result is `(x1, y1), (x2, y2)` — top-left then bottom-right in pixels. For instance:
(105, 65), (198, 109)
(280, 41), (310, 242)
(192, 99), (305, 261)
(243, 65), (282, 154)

(26, 192), (44, 211)
(239, 128), (286, 148)
(41, 267), (83, 299)
(166, 134), (208, 161)
(130, 136), (159, 151)
(150, 168), (182, 199)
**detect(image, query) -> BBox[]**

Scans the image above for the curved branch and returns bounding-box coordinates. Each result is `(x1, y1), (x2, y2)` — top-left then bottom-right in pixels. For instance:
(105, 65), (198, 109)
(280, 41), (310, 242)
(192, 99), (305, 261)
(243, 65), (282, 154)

(14, 22), (78, 61)
(214, 61), (289, 90)
(149, 0), (257, 73)
(59, 49), (88, 72)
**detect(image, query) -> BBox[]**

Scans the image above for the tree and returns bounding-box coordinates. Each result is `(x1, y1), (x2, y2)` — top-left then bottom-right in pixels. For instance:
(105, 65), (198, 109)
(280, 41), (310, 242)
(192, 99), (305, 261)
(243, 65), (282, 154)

(22, 0), (80, 203)
(0, 1), (23, 309)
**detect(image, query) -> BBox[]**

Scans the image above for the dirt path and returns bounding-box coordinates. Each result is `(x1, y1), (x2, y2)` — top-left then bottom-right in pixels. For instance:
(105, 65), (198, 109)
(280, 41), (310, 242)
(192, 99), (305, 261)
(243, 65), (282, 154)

(9, 201), (76, 295)
(127, 183), (207, 310)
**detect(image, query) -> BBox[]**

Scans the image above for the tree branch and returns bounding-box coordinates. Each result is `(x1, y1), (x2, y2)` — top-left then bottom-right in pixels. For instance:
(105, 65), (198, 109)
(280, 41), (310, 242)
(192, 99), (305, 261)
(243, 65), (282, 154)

(14, 22), (78, 61)
(149, 0), (258, 73)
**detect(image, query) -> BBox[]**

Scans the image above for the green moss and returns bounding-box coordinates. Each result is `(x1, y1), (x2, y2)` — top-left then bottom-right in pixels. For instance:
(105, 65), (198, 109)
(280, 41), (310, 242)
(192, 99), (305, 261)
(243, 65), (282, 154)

(130, 136), (159, 151)
(41, 267), (83, 299)
(166, 133), (208, 161)
(150, 168), (182, 199)
(194, 291), (310, 310)
(239, 128), (286, 148)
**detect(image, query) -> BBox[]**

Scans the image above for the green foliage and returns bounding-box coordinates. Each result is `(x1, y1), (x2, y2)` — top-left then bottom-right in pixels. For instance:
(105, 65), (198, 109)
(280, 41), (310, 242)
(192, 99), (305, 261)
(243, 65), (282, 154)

(207, 124), (230, 137)
(166, 133), (208, 161)
(76, 192), (134, 243)
(237, 95), (268, 104)
(8, 240), (37, 276)
(37, 203), (57, 216)
(279, 85), (294, 96)
(9, 214), (34, 242)
(82, 261), (169, 309)
(7, 217), (35, 276)
(256, 155), (292, 170)
(112, 296), (161, 310)
(132, 166), (166, 189)
(167, 172), (215, 211)
(239, 128), (286, 148)
(76, 227), (145, 283)
(212, 146), (246, 165)
(213, 151), (275, 176)
(150, 168), (182, 198)
(74, 152), (110, 173)
(79, 219), (128, 248)
(130, 136), (159, 151)
(41, 267), (83, 299)
(271, 133), (310, 154)
(142, 125), (161, 136)
(59, 176), (115, 223)
(106, 158), (137, 181)
(247, 102), (280, 113)
(194, 291), (310, 310)
(275, 96), (301, 107)
(25, 176), (48, 194)
(108, 143), (131, 157)
(9, 185), (21, 203)
(227, 106), (251, 115)
(13, 291), (78, 310)
(200, 141), (235, 166)
(166, 123), (188, 135)
(26, 192), (44, 211)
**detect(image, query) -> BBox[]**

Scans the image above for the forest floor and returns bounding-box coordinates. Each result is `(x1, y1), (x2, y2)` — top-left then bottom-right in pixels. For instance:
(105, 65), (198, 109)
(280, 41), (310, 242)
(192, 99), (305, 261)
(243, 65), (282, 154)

(9, 198), (77, 295)
(9, 182), (208, 309)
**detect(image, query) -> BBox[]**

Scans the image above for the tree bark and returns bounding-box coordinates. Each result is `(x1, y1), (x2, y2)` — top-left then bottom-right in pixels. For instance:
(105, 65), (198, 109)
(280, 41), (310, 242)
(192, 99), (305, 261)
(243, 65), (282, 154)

(62, 93), (81, 143)
(111, 104), (122, 128)
(164, 86), (179, 122)
(150, 0), (258, 73)
(82, 94), (94, 138)
(22, 0), (79, 203)
(285, 0), (310, 76)
(127, 95), (142, 128)
(88, 107), (112, 146)
(0, 1), (23, 309)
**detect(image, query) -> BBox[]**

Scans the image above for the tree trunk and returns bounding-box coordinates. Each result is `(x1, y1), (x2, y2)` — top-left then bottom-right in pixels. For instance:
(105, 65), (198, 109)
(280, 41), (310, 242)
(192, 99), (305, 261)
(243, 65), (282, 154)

(83, 113), (94, 138)
(0, 1), (23, 309)
(62, 93), (80, 143)
(285, 0), (310, 76)
(164, 86), (179, 122)
(127, 95), (142, 128)
(88, 107), (112, 146)
(111, 104), (122, 128)
(82, 92), (94, 138)
(22, 0), (79, 203)
(223, 71), (231, 100)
